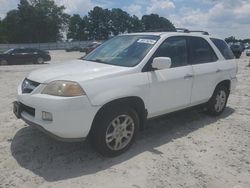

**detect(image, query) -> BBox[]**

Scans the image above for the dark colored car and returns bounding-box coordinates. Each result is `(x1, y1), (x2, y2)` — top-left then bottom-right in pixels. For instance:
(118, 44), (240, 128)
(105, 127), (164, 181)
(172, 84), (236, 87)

(80, 42), (102, 54)
(230, 44), (243, 59)
(65, 46), (81, 52)
(0, 48), (51, 65)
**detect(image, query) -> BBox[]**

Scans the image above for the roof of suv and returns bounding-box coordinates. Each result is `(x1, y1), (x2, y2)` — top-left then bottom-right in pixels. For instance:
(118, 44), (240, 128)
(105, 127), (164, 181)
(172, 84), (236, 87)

(122, 32), (220, 40)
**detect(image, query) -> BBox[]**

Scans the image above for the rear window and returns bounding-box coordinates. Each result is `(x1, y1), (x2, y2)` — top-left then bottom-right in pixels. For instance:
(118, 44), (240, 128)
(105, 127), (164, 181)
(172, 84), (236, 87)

(189, 37), (218, 65)
(210, 38), (234, 60)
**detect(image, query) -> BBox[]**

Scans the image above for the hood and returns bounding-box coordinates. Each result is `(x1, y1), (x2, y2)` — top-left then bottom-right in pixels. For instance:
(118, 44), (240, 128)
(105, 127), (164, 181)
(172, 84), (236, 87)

(27, 60), (129, 83)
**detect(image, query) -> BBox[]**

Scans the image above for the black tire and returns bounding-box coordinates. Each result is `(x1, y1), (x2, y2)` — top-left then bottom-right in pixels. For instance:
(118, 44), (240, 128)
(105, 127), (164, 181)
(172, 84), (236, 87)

(90, 105), (139, 157)
(206, 85), (229, 116)
(0, 59), (8, 65)
(36, 57), (44, 64)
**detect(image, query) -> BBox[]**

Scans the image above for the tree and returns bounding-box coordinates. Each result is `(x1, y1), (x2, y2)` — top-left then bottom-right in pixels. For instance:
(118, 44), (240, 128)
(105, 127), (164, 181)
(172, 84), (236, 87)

(87, 7), (112, 40)
(225, 36), (237, 43)
(110, 8), (131, 35)
(30, 0), (70, 42)
(1, 0), (69, 43)
(67, 14), (88, 40)
(142, 14), (176, 31)
(1, 10), (21, 43)
(128, 15), (144, 33)
(0, 18), (8, 43)
(1, 2), (178, 43)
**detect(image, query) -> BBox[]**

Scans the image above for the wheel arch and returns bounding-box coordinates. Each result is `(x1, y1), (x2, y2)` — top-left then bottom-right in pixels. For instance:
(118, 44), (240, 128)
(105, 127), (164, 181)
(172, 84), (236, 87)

(89, 96), (147, 137)
(215, 80), (231, 93)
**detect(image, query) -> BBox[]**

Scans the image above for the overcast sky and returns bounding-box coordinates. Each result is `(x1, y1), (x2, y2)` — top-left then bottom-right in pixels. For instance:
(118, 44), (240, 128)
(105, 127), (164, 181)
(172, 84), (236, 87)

(1, 0), (250, 39)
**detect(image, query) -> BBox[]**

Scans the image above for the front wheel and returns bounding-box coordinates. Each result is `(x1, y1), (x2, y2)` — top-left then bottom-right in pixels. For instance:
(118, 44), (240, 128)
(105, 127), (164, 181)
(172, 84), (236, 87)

(90, 106), (139, 157)
(0, 59), (8, 65)
(206, 85), (229, 116)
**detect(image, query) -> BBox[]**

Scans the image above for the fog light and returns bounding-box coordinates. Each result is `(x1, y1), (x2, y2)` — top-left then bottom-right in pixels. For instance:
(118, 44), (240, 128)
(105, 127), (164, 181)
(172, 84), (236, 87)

(42, 111), (53, 121)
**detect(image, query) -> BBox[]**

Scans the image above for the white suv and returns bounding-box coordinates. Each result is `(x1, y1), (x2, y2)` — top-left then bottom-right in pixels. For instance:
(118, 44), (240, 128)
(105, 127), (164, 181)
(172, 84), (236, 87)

(14, 32), (237, 156)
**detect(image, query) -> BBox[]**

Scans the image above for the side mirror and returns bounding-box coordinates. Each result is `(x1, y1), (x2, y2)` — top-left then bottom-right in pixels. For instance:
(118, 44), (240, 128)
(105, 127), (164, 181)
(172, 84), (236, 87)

(152, 57), (172, 70)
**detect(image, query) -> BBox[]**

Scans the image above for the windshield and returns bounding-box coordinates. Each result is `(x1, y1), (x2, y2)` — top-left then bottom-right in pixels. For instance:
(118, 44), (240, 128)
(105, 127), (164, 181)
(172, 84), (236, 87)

(83, 35), (160, 67)
(4, 49), (14, 54)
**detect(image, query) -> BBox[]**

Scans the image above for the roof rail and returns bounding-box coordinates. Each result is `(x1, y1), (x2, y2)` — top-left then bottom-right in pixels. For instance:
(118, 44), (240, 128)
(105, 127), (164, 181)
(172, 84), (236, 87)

(176, 28), (209, 35)
(176, 28), (189, 33)
(140, 28), (209, 35)
(189, 30), (209, 35)
(144, 28), (176, 32)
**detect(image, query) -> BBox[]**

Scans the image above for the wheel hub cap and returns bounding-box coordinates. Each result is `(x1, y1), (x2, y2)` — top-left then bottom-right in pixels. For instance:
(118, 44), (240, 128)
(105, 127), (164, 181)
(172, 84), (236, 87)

(105, 115), (135, 151)
(215, 90), (226, 112)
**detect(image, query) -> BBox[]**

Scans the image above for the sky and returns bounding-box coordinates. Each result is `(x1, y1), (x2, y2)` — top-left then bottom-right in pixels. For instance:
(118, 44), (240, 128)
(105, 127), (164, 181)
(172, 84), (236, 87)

(0, 0), (250, 39)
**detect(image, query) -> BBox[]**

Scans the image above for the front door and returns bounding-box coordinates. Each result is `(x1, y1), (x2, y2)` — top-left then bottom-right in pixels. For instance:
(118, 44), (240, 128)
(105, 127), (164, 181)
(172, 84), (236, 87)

(146, 36), (194, 118)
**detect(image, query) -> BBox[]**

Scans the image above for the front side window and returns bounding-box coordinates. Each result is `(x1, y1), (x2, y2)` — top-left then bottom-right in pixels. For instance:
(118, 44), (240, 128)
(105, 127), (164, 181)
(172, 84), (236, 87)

(153, 36), (188, 68)
(210, 38), (234, 60)
(83, 35), (160, 67)
(189, 37), (218, 65)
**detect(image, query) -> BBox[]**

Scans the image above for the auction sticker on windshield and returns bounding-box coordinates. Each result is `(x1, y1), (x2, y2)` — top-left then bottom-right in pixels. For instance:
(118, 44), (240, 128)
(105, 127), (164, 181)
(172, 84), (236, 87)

(137, 39), (157, 45)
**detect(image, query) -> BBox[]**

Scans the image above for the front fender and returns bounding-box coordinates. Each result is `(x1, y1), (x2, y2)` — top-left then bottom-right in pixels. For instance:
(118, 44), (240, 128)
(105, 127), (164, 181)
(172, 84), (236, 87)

(88, 86), (147, 106)
(81, 73), (149, 107)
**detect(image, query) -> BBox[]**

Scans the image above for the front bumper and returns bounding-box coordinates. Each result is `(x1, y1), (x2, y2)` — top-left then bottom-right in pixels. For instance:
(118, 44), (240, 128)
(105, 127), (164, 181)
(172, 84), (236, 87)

(14, 93), (100, 140)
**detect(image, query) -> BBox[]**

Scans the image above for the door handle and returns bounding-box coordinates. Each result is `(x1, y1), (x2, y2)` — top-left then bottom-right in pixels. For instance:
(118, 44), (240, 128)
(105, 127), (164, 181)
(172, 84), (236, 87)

(216, 69), (222, 73)
(184, 74), (194, 79)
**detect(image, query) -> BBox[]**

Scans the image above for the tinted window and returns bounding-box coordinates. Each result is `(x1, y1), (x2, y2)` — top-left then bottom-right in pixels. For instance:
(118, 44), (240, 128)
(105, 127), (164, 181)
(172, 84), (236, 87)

(26, 49), (37, 53)
(153, 37), (188, 68)
(189, 37), (218, 64)
(211, 38), (234, 60)
(12, 49), (24, 54)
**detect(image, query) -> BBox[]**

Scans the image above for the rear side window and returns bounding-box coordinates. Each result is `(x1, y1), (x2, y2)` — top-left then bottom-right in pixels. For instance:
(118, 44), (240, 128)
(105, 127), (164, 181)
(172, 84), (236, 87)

(189, 37), (218, 65)
(210, 38), (234, 60)
(13, 49), (24, 54)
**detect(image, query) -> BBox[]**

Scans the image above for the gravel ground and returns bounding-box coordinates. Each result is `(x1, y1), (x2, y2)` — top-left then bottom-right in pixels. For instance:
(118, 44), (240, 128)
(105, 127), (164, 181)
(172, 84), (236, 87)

(0, 50), (249, 188)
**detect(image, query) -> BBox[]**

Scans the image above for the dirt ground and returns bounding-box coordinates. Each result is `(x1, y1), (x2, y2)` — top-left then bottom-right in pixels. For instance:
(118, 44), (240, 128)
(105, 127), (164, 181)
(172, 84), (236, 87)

(0, 50), (249, 188)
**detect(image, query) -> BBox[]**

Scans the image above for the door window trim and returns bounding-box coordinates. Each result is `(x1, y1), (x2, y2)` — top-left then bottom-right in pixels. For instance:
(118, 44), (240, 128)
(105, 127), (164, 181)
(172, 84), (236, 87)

(142, 36), (189, 72)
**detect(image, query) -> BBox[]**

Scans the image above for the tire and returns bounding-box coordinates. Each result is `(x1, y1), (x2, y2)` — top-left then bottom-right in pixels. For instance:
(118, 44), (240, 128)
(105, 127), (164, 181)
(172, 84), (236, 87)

(206, 85), (229, 116)
(90, 105), (139, 157)
(0, 59), (8, 65)
(36, 57), (44, 64)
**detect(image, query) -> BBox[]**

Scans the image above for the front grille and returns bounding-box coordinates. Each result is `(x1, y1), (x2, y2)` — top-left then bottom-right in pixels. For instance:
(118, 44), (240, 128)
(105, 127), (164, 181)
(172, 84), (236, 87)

(21, 103), (35, 116)
(22, 78), (40, 94)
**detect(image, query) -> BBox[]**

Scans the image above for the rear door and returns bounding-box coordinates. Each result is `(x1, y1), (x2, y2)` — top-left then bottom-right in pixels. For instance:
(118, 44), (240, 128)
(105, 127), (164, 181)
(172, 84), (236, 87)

(188, 36), (220, 104)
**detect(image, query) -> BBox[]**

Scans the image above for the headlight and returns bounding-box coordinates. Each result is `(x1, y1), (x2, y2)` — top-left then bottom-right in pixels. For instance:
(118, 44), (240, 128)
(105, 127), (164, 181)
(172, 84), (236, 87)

(42, 81), (85, 97)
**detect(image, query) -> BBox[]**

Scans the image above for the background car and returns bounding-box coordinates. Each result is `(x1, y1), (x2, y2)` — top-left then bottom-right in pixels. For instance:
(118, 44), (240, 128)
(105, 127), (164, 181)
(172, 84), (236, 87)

(65, 46), (81, 52)
(80, 42), (102, 54)
(0, 48), (51, 65)
(230, 43), (244, 59)
(246, 46), (250, 56)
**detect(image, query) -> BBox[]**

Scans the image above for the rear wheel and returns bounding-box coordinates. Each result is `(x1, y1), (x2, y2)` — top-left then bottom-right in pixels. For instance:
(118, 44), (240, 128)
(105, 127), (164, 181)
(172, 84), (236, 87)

(36, 57), (44, 64)
(90, 105), (139, 157)
(207, 85), (229, 116)
(0, 59), (8, 65)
